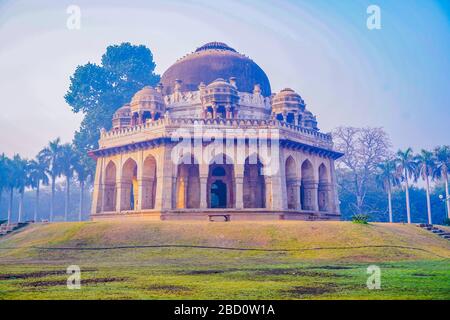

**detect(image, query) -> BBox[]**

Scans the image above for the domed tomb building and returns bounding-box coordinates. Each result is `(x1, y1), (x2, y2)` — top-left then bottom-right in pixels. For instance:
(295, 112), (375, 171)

(89, 42), (343, 221)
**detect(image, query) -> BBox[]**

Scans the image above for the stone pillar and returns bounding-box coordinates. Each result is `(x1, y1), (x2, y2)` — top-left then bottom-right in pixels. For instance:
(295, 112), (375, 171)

(329, 158), (340, 215)
(115, 155), (123, 213)
(137, 150), (144, 211)
(199, 164), (208, 209)
(235, 164), (244, 209)
(155, 146), (174, 211)
(294, 179), (301, 210)
(302, 179), (319, 211)
(318, 182), (331, 212)
(92, 157), (104, 214)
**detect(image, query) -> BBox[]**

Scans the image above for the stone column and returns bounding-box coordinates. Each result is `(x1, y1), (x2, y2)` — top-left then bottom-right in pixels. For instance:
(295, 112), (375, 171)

(318, 182), (331, 212)
(199, 163), (209, 209)
(137, 150), (144, 211)
(302, 179), (319, 211)
(235, 164), (244, 209)
(115, 155), (123, 213)
(155, 146), (174, 211)
(92, 157), (103, 214)
(329, 158), (340, 215)
(294, 179), (301, 210)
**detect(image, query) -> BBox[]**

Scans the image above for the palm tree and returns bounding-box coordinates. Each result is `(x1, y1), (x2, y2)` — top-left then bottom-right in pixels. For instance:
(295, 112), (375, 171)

(0, 153), (7, 220)
(376, 159), (400, 223)
(38, 138), (62, 222)
(5, 155), (24, 224)
(415, 150), (436, 225)
(396, 148), (417, 224)
(59, 144), (76, 221)
(28, 156), (50, 222)
(73, 152), (94, 221)
(434, 146), (450, 219)
(16, 157), (30, 223)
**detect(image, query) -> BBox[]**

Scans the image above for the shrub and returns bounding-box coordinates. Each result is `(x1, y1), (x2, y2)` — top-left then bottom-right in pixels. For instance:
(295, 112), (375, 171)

(443, 218), (450, 226)
(352, 214), (369, 224)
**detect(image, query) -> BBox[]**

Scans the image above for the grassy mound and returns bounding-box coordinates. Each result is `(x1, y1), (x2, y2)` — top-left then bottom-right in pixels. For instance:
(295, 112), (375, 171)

(0, 220), (449, 299)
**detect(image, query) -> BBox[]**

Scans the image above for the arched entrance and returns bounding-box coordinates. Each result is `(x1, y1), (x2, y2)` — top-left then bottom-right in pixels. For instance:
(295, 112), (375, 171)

(121, 158), (138, 211)
(176, 155), (200, 209)
(142, 155), (157, 209)
(210, 180), (227, 208)
(102, 161), (116, 212)
(285, 156), (299, 209)
(207, 155), (235, 208)
(243, 155), (266, 208)
(300, 159), (315, 211)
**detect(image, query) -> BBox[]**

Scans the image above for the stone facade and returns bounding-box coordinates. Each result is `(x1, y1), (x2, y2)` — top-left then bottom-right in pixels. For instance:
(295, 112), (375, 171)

(89, 42), (343, 221)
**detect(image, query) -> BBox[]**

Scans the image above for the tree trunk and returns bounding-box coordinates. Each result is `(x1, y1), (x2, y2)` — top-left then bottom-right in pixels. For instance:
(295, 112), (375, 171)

(387, 181), (393, 223)
(425, 175), (432, 225)
(65, 176), (70, 221)
(34, 184), (40, 222)
(50, 177), (55, 222)
(7, 187), (13, 225)
(79, 181), (84, 221)
(405, 170), (411, 224)
(18, 191), (24, 222)
(445, 171), (450, 219)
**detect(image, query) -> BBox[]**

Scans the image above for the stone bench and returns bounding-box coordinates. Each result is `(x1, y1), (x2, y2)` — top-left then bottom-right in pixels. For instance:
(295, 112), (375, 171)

(208, 214), (231, 222)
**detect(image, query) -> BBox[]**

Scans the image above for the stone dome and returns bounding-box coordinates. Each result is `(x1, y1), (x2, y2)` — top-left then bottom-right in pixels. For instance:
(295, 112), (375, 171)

(113, 104), (131, 118)
(272, 88), (305, 113)
(130, 86), (164, 114)
(161, 42), (271, 96)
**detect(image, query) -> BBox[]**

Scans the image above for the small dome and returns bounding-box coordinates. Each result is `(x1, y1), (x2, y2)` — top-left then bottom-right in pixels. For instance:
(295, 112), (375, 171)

(113, 104), (131, 119)
(131, 86), (163, 105)
(130, 86), (164, 114)
(273, 88), (304, 105)
(205, 78), (237, 91)
(112, 104), (131, 129)
(272, 88), (305, 114)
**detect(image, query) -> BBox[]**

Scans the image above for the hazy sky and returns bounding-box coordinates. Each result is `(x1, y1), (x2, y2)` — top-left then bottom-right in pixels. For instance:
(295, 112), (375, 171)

(0, 0), (449, 158)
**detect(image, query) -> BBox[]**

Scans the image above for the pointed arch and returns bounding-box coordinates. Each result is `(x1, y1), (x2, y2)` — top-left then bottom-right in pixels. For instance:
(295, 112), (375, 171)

(285, 156), (299, 209)
(318, 163), (330, 212)
(300, 159), (316, 211)
(103, 161), (117, 212)
(208, 153), (235, 208)
(142, 155), (157, 209)
(243, 155), (266, 208)
(176, 153), (200, 208)
(121, 158), (138, 211)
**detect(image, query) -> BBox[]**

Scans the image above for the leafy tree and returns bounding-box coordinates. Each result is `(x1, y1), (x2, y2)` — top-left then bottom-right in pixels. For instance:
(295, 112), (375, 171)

(28, 156), (50, 222)
(39, 138), (63, 222)
(395, 148), (417, 224)
(333, 126), (391, 214)
(434, 145), (450, 218)
(65, 42), (160, 153)
(59, 144), (77, 221)
(415, 150), (436, 224)
(375, 159), (399, 223)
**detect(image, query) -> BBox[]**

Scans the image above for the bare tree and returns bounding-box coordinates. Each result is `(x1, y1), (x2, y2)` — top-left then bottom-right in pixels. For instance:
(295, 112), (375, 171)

(333, 126), (392, 214)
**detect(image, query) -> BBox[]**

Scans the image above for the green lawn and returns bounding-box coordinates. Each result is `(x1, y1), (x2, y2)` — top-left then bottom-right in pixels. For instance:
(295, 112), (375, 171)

(0, 220), (449, 299)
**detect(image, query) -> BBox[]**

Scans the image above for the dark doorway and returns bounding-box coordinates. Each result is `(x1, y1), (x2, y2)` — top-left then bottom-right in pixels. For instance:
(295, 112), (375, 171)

(210, 180), (227, 208)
